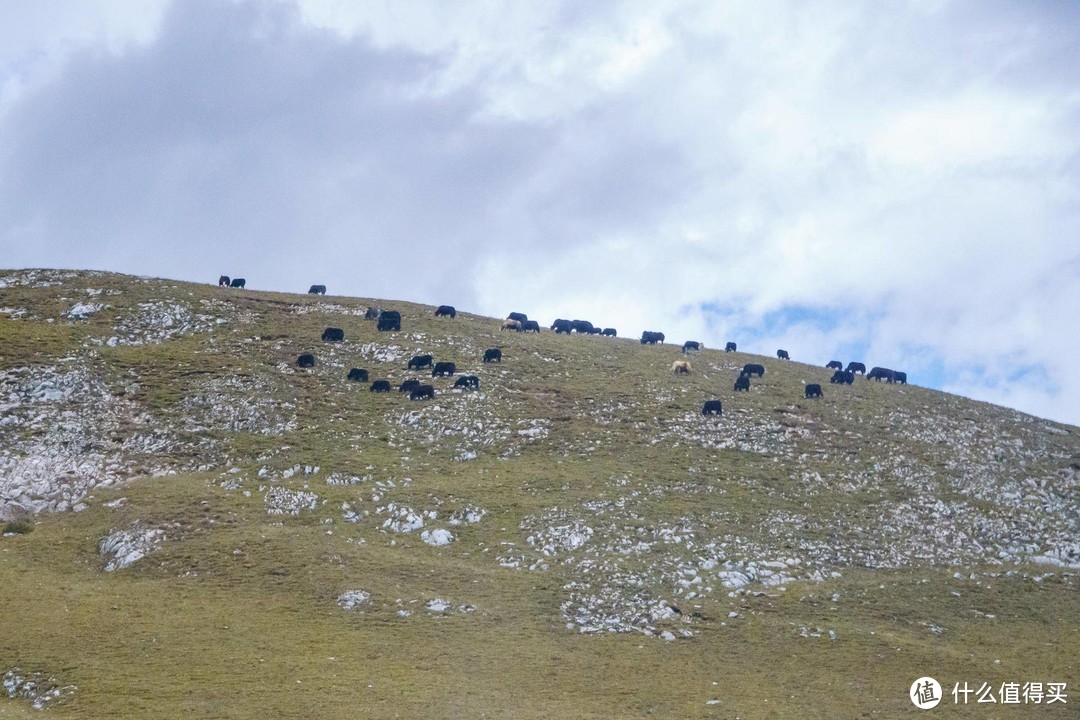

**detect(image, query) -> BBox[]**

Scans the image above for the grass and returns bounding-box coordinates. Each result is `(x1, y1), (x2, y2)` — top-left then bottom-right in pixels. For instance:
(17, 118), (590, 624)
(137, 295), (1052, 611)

(0, 269), (1077, 718)
(3, 522), (1075, 719)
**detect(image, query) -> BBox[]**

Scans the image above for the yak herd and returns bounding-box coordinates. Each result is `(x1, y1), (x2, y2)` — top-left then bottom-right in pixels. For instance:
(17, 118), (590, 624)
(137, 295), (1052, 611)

(290, 303), (491, 401)
(312, 311), (479, 401)
(218, 277), (909, 411)
(691, 355), (906, 416)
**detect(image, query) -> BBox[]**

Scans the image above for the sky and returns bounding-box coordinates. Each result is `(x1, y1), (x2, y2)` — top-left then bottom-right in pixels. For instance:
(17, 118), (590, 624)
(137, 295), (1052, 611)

(1, 0), (1078, 426)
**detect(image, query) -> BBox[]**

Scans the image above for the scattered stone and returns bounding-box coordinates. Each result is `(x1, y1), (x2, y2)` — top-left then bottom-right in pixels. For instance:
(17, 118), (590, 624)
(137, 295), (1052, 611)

(421, 528), (454, 546)
(65, 302), (106, 320)
(337, 590), (371, 610)
(100, 524), (165, 571)
(448, 506), (486, 526)
(264, 487), (319, 516)
(379, 503), (425, 533)
(2, 669), (77, 710)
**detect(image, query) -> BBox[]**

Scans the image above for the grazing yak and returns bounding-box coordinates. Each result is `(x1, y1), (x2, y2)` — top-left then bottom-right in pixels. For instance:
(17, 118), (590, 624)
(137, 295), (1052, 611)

(641, 331), (665, 345)
(805, 383), (823, 399)
(571, 319), (595, 334)
(777, 349), (790, 360)
(867, 367), (896, 383)
(551, 319), (573, 334)
(682, 341), (702, 353)
(409, 384), (435, 401)
(846, 361), (866, 375)
(602, 328), (617, 337)
(364, 307), (381, 320)
(671, 360), (691, 374)
(308, 285), (326, 295)
(507, 312), (528, 324)
(501, 319), (522, 331)
(322, 327), (344, 342)
(435, 305), (456, 318)
(893, 371), (908, 385)
(522, 320), (541, 333)
(218, 275), (230, 287)
(432, 361), (457, 377)
(229, 278), (246, 289)
(725, 342), (737, 352)
(734, 375), (750, 392)
(830, 370), (854, 385)
(453, 375), (480, 389)
(297, 353), (315, 368)
(483, 348), (502, 363)
(370, 380), (392, 393)
(408, 354), (434, 370)
(826, 360), (843, 370)
(377, 310), (401, 331)
(742, 363), (765, 378)
(399, 379), (421, 394)
(347, 368), (368, 383)
(701, 400), (723, 416)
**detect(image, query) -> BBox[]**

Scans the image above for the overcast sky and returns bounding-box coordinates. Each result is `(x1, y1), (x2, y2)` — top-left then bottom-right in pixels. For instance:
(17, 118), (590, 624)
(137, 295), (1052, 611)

(2, 0), (1078, 425)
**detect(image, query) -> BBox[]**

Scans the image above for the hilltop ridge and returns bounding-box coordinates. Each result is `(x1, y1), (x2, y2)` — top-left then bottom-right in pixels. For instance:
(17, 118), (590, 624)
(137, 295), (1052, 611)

(1, 269), (1077, 718)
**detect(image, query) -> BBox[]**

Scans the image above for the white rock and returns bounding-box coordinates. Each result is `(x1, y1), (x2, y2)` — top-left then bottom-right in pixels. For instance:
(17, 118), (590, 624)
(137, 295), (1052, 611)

(337, 590), (371, 610)
(421, 528), (454, 546)
(99, 526), (165, 571)
(65, 302), (106, 320)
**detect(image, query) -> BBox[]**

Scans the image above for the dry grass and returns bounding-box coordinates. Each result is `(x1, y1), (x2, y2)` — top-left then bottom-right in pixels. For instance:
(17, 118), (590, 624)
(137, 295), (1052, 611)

(0, 270), (1077, 718)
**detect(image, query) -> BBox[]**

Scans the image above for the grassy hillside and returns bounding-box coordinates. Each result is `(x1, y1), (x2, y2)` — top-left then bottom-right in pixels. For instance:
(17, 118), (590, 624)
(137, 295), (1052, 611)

(1, 269), (1077, 719)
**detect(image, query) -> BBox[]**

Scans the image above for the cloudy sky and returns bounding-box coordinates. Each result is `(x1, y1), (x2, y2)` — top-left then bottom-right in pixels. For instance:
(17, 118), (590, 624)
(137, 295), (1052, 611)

(1, 0), (1078, 425)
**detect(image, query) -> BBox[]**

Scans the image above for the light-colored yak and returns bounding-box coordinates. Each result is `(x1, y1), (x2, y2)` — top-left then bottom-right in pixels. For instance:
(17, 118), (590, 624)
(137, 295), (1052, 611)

(671, 360), (691, 374)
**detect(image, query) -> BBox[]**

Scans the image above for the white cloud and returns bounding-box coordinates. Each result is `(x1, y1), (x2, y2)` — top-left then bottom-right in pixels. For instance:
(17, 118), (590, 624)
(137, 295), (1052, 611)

(0, 1), (168, 111)
(868, 91), (1060, 171)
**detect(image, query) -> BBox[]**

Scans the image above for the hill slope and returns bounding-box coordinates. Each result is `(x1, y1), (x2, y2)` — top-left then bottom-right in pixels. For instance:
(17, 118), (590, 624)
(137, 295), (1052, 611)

(1, 269), (1077, 718)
